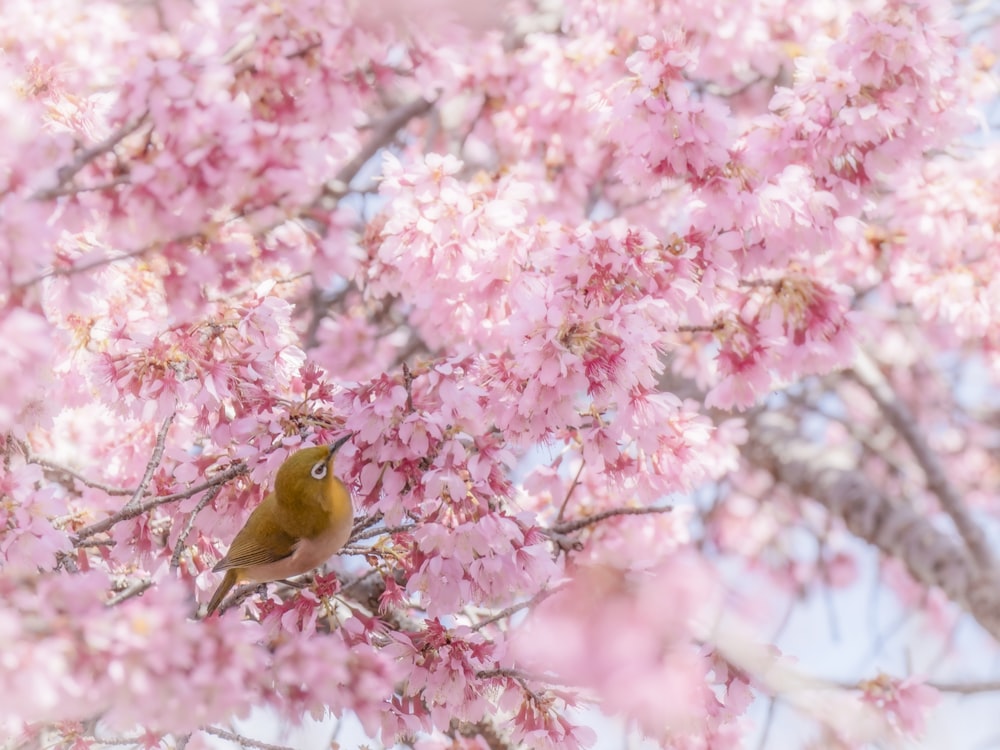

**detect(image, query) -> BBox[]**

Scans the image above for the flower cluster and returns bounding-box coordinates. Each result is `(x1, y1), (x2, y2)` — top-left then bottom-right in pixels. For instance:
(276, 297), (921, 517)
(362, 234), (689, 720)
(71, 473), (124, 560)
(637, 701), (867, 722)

(0, 0), (993, 747)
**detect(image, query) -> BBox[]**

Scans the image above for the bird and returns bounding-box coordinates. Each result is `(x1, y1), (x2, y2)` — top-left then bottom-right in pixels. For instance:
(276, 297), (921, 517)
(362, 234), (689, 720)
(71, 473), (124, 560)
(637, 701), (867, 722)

(203, 434), (354, 616)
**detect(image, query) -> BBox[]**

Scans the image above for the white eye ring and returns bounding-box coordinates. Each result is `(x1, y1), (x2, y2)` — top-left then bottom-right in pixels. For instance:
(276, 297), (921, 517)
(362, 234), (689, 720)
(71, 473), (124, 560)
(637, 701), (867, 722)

(310, 461), (328, 480)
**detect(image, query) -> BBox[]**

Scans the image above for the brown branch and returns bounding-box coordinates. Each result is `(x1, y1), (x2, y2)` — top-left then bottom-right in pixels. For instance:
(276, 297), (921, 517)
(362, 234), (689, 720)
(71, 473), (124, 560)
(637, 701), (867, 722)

(32, 114), (149, 201)
(476, 668), (550, 705)
(75, 537), (116, 548)
(23, 452), (132, 496)
(349, 523), (416, 543)
(38, 176), (131, 199)
(302, 285), (350, 350)
(126, 412), (175, 509)
(448, 719), (516, 750)
(170, 483), (224, 569)
(75, 462), (247, 541)
(201, 727), (296, 750)
(744, 412), (1000, 641)
(14, 242), (159, 291)
(833, 678), (1000, 695)
(477, 666), (577, 691)
(348, 513), (384, 539)
(677, 323), (724, 333)
(549, 505), (673, 535)
(79, 736), (148, 747)
(319, 96), (434, 202)
(471, 586), (558, 632)
(106, 578), (153, 607)
(216, 581), (265, 615)
(849, 353), (994, 570)
(555, 459), (585, 523)
(927, 680), (1000, 694)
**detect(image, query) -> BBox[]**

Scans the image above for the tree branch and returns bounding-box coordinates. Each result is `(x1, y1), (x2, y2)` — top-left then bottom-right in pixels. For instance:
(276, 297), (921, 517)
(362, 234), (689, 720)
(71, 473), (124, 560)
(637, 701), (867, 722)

(22, 450), (133, 497)
(201, 727), (296, 750)
(106, 578), (153, 607)
(471, 586), (558, 632)
(849, 352), (994, 570)
(448, 718), (517, 750)
(126, 412), (175, 509)
(549, 505), (673, 535)
(32, 114), (149, 202)
(744, 412), (1000, 641)
(75, 462), (247, 541)
(927, 680), (1000, 694)
(170, 482), (224, 569)
(320, 96), (434, 203)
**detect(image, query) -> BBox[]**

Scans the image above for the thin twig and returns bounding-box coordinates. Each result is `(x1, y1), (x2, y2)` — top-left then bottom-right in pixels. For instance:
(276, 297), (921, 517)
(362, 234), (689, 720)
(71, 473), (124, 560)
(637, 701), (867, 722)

(402, 362), (415, 413)
(926, 680), (1000, 695)
(217, 581), (266, 615)
(13, 229), (202, 290)
(24, 453), (133, 496)
(126, 413), (175, 509)
(834, 678), (1000, 696)
(338, 545), (384, 556)
(349, 523), (416, 543)
(170, 483), (224, 569)
(38, 176), (132, 199)
(349, 513), (384, 538)
(676, 323), (724, 333)
(75, 537), (117, 548)
(79, 736), (147, 747)
(555, 459), (586, 523)
(201, 727), (296, 750)
(755, 697), (779, 750)
(476, 667), (575, 687)
(339, 568), (382, 596)
(32, 113), (149, 201)
(449, 718), (515, 750)
(75, 462), (247, 540)
(471, 586), (558, 632)
(475, 667), (567, 704)
(549, 505), (673, 535)
(106, 578), (153, 607)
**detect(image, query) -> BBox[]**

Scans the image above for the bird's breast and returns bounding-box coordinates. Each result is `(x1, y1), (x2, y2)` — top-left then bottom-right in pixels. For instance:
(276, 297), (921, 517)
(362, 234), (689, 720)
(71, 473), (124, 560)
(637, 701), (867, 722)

(290, 516), (352, 571)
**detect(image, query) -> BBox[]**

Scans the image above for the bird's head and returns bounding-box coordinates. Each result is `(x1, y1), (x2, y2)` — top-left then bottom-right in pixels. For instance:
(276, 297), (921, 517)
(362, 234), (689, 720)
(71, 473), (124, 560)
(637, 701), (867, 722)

(274, 434), (352, 503)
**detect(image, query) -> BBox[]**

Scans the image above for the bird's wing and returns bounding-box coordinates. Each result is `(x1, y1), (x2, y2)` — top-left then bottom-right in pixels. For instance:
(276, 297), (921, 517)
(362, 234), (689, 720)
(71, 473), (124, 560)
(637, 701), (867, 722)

(212, 495), (298, 571)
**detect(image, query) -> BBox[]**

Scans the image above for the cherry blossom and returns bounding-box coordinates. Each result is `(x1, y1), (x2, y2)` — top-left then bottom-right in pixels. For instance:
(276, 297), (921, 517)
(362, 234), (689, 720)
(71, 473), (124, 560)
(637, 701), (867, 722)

(1, 0), (998, 748)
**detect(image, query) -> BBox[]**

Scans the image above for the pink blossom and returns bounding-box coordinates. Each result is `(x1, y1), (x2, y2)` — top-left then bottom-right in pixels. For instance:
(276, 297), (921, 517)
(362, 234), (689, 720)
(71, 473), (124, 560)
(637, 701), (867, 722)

(859, 674), (939, 736)
(0, 0), (995, 747)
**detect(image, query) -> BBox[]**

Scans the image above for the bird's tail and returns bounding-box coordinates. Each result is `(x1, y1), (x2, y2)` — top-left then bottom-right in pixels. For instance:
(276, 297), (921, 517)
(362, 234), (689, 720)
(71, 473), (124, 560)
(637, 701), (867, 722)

(204, 569), (238, 617)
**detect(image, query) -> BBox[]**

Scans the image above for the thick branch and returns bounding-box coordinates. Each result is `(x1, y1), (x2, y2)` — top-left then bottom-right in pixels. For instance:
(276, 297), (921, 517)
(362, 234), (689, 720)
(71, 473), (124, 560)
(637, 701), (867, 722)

(320, 96), (434, 202)
(744, 413), (1000, 641)
(850, 352), (994, 569)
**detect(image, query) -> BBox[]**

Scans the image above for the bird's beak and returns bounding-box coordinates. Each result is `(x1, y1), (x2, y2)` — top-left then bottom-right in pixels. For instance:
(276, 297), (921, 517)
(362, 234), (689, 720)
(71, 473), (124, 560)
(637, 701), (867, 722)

(327, 433), (353, 461)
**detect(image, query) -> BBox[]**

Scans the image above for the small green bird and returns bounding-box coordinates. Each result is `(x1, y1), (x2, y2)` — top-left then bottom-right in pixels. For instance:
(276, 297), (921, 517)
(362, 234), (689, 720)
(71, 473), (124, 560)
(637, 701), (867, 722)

(204, 435), (353, 616)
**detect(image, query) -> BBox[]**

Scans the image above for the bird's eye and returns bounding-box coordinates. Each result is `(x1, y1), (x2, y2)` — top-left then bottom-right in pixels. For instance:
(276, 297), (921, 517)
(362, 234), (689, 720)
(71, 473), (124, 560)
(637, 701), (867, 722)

(310, 461), (328, 480)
